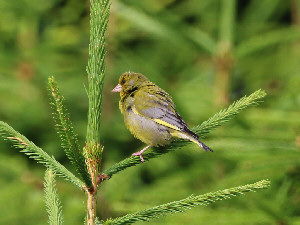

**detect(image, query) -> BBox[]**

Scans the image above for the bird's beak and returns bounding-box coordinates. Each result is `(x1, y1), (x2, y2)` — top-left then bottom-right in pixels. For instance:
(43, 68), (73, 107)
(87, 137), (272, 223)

(111, 83), (122, 92)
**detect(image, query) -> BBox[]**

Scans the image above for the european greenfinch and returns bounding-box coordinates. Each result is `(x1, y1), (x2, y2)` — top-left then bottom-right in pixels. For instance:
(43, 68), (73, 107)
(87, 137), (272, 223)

(112, 72), (213, 162)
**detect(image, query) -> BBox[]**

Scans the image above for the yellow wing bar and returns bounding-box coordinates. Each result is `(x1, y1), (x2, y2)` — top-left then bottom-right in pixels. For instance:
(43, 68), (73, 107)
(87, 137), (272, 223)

(153, 119), (180, 131)
(131, 105), (181, 131)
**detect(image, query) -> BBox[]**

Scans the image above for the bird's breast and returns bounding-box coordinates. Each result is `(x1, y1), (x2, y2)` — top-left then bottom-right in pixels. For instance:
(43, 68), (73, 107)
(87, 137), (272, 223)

(123, 105), (172, 146)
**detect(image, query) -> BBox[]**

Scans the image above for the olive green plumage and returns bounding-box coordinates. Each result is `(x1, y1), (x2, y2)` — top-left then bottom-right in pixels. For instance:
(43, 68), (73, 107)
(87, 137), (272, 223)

(112, 71), (212, 161)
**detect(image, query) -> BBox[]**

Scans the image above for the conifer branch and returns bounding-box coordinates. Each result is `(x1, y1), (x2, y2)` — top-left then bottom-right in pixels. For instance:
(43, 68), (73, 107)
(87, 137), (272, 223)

(44, 169), (64, 225)
(96, 218), (104, 225)
(104, 180), (270, 225)
(193, 89), (266, 137)
(103, 89), (266, 179)
(86, 0), (110, 146)
(85, 0), (111, 224)
(48, 76), (92, 187)
(0, 121), (84, 188)
(103, 145), (177, 179)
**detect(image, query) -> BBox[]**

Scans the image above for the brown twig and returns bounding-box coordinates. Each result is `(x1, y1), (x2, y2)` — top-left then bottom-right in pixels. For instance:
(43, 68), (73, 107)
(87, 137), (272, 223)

(83, 185), (97, 225)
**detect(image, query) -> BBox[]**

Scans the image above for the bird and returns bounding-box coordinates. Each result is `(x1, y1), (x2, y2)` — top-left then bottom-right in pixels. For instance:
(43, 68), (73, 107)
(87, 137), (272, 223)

(112, 71), (213, 162)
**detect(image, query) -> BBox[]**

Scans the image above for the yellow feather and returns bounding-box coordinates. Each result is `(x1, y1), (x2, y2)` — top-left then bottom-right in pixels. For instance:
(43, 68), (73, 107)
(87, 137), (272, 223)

(131, 105), (180, 131)
(153, 119), (180, 131)
(131, 105), (141, 116)
(170, 131), (203, 147)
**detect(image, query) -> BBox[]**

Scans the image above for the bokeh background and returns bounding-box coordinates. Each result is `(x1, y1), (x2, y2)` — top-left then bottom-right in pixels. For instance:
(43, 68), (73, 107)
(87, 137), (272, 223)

(1, 0), (300, 224)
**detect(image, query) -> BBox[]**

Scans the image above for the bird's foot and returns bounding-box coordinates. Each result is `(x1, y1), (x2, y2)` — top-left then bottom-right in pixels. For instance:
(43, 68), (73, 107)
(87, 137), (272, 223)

(132, 145), (150, 163)
(132, 151), (145, 163)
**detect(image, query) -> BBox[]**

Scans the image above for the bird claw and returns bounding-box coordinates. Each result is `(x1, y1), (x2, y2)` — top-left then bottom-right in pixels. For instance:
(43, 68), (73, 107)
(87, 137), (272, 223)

(131, 145), (150, 163)
(132, 152), (145, 163)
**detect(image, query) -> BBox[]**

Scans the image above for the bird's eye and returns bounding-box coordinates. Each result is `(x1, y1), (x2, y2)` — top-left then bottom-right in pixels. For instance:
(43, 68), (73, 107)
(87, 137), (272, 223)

(120, 79), (125, 85)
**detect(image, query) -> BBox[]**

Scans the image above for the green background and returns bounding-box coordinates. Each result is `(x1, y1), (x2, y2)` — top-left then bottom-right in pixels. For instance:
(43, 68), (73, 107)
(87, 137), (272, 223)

(0, 0), (300, 224)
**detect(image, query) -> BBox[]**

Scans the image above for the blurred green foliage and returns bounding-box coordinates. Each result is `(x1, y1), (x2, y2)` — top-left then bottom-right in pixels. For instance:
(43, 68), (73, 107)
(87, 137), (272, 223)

(0, 0), (300, 224)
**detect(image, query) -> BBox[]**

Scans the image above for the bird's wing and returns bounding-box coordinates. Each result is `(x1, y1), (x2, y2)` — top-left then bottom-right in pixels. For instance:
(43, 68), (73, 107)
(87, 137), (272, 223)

(133, 87), (197, 137)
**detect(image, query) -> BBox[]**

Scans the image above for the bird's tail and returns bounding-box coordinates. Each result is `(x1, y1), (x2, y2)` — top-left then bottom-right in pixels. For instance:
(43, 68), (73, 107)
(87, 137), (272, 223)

(171, 129), (213, 152)
(189, 135), (213, 152)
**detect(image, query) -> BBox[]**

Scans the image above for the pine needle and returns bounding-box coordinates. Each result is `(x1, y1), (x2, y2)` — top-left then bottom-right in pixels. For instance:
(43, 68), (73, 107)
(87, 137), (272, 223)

(86, 0), (111, 145)
(104, 180), (270, 225)
(193, 89), (266, 136)
(48, 76), (92, 187)
(44, 169), (64, 225)
(0, 121), (84, 188)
